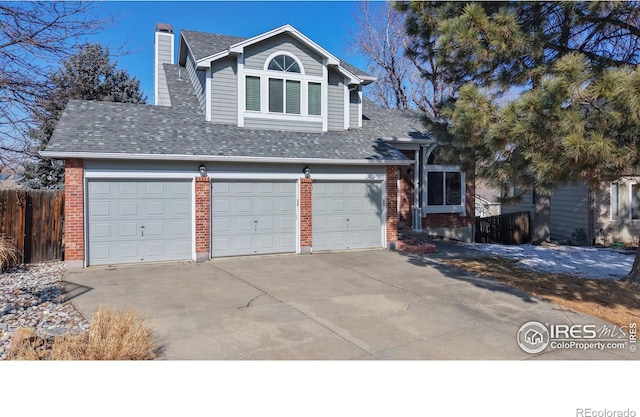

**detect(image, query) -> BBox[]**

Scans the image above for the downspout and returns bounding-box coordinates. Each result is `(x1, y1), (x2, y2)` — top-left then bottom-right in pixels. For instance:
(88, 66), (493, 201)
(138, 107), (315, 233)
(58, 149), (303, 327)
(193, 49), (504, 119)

(413, 147), (422, 231)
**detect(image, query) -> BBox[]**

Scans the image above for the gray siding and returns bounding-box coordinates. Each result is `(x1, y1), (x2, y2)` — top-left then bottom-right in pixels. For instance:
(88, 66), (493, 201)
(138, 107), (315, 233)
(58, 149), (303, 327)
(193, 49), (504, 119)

(244, 117), (322, 132)
(244, 33), (324, 77)
(349, 89), (360, 128)
(327, 70), (345, 131)
(185, 51), (206, 113)
(155, 33), (173, 106)
(501, 188), (534, 216)
(211, 57), (237, 124)
(549, 183), (590, 243)
(595, 178), (640, 245)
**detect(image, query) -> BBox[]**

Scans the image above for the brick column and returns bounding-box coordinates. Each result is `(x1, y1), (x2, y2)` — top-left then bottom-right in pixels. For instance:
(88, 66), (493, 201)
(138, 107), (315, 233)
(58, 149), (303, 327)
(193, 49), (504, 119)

(299, 178), (312, 254)
(64, 158), (84, 269)
(195, 176), (211, 262)
(386, 165), (399, 247)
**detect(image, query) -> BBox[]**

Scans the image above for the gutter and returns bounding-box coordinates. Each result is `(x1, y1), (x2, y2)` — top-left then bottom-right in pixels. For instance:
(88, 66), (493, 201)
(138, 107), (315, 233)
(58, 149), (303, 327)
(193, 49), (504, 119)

(39, 151), (412, 166)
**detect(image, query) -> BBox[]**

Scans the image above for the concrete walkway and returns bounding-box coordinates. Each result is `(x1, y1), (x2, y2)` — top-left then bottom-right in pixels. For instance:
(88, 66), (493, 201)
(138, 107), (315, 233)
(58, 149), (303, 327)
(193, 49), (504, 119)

(63, 247), (638, 360)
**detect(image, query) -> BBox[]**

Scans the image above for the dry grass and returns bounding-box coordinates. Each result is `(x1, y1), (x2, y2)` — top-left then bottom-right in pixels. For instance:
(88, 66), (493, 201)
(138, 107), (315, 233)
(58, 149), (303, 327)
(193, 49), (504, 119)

(9, 308), (159, 360)
(0, 235), (21, 270)
(445, 256), (640, 327)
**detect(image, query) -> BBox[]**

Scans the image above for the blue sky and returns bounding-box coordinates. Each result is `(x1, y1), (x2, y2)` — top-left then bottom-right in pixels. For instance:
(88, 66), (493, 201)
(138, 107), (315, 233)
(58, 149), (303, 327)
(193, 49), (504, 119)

(90, 1), (368, 100)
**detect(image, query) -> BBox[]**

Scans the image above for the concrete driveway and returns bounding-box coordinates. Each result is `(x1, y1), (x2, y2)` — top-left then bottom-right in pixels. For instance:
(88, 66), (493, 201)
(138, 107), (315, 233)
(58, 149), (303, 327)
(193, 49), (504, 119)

(63, 246), (637, 360)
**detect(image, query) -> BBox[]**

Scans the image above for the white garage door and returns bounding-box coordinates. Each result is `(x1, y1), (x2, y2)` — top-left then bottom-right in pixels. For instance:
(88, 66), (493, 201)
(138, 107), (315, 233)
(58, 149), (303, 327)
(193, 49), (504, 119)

(211, 181), (297, 257)
(313, 181), (384, 251)
(87, 180), (192, 266)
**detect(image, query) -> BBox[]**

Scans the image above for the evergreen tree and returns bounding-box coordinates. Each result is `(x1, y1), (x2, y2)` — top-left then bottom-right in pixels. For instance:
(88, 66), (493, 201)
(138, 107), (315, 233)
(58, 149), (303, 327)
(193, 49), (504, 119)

(399, 1), (640, 281)
(22, 43), (146, 189)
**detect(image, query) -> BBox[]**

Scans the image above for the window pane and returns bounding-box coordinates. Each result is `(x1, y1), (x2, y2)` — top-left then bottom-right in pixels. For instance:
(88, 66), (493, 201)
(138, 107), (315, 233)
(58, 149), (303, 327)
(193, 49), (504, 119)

(428, 172), (444, 205)
(284, 56), (300, 73)
(308, 82), (321, 115)
(611, 183), (619, 220)
(268, 55), (285, 71)
(632, 184), (640, 220)
(269, 78), (283, 113)
(286, 80), (300, 114)
(446, 172), (462, 205)
(245, 76), (260, 111)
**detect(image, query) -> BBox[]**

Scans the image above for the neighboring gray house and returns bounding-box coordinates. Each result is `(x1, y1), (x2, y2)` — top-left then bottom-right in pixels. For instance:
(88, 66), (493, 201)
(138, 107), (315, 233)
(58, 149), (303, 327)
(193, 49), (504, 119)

(475, 179), (501, 218)
(502, 179), (640, 246)
(41, 23), (472, 268)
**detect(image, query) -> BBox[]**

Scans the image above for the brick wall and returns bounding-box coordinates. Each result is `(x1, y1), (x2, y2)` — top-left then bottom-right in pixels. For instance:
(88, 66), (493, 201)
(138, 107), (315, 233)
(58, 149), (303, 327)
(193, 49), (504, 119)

(386, 165), (398, 243)
(64, 159), (84, 266)
(299, 178), (312, 253)
(195, 176), (211, 262)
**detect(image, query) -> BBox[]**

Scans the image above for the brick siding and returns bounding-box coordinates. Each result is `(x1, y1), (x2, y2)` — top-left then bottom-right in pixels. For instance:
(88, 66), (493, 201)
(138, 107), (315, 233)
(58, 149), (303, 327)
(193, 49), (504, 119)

(386, 165), (398, 242)
(195, 176), (211, 261)
(64, 159), (84, 263)
(300, 178), (312, 250)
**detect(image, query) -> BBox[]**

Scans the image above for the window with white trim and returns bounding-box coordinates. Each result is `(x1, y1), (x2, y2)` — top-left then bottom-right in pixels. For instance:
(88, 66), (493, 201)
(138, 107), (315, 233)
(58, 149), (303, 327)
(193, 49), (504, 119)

(244, 53), (322, 117)
(610, 182), (620, 220)
(631, 182), (640, 220)
(423, 148), (465, 214)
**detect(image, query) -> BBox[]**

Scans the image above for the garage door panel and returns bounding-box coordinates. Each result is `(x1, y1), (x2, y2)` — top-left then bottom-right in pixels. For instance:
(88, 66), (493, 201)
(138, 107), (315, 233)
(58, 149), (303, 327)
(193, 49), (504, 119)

(118, 182), (140, 195)
(236, 199), (254, 213)
(171, 221), (191, 238)
(88, 180), (192, 266)
(235, 217), (254, 233)
(144, 241), (165, 257)
(118, 201), (139, 216)
(171, 201), (190, 216)
(237, 183), (253, 193)
(118, 222), (139, 238)
(90, 243), (111, 262)
(212, 218), (230, 233)
(211, 181), (296, 257)
(145, 201), (165, 216)
(90, 223), (111, 239)
(145, 222), (165, 237)
(90, 201), (111, 217)
(313, 181), (383, 251)
(212, 199), (230, 214)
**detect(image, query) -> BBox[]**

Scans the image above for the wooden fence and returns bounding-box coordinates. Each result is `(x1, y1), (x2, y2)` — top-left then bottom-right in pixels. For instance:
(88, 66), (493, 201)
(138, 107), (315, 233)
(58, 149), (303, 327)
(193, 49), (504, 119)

(0, 189), (64, 265)
(475, 211), (530, 245)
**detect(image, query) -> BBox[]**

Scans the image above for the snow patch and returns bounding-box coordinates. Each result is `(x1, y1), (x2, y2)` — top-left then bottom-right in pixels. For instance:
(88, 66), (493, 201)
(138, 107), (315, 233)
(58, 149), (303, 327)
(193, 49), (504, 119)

(464, 243), (634, 280)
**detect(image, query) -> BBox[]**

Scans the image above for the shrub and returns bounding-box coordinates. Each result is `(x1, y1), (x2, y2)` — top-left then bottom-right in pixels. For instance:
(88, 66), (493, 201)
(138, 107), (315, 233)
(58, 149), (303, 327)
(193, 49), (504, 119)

(0, 235), (21, 271)
(8, 308), (160, 360)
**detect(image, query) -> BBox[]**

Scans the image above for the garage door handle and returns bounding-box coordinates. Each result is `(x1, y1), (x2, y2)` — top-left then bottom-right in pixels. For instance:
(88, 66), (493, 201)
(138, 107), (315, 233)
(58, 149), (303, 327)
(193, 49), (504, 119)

(140, 225), (145, 237)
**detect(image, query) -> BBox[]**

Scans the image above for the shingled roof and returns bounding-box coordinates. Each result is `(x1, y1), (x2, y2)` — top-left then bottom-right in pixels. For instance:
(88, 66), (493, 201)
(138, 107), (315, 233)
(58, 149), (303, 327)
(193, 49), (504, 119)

(180, 28), (374, 81)
(43, 64), (422, 164)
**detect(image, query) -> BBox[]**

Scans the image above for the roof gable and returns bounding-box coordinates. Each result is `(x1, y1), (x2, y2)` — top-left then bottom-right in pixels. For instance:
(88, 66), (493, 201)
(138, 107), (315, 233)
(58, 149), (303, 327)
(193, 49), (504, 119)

(179, 24), (374, 85)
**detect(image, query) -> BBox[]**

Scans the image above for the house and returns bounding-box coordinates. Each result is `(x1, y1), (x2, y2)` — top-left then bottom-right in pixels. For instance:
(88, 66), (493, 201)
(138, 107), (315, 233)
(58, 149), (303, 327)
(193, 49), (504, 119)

(41, 23), (474, 268)
(474, 179), (501, 218)
(502, 179), (640, 246)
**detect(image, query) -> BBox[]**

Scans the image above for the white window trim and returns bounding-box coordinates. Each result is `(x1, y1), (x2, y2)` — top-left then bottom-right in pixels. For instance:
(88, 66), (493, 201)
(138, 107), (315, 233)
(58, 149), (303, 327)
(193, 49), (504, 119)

(421, 146), (466, 216)
(205, 66), (212, 122)
(240, 51), (327, 128)
(610, 181), (620, 221)
(237, 54), (245, 127)
(629, 180), (639, 221)
(263, 51), (306, 74)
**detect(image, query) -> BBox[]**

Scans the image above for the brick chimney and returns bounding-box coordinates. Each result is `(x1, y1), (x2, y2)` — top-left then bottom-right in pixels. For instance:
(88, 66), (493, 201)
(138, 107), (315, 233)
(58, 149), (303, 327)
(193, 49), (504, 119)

(154, 23), (174, 106)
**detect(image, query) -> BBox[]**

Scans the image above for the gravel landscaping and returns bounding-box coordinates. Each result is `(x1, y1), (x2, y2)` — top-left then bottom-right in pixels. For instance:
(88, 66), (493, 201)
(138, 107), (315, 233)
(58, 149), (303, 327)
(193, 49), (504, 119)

(0, 262), (89, 360)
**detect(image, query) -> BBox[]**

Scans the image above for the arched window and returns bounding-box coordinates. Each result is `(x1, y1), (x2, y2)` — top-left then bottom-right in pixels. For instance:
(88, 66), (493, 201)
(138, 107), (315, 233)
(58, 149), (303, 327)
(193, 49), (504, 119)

(244, 52), (321, 117)
(268, 55), (301, 73)
(424, 147), (464, 212)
